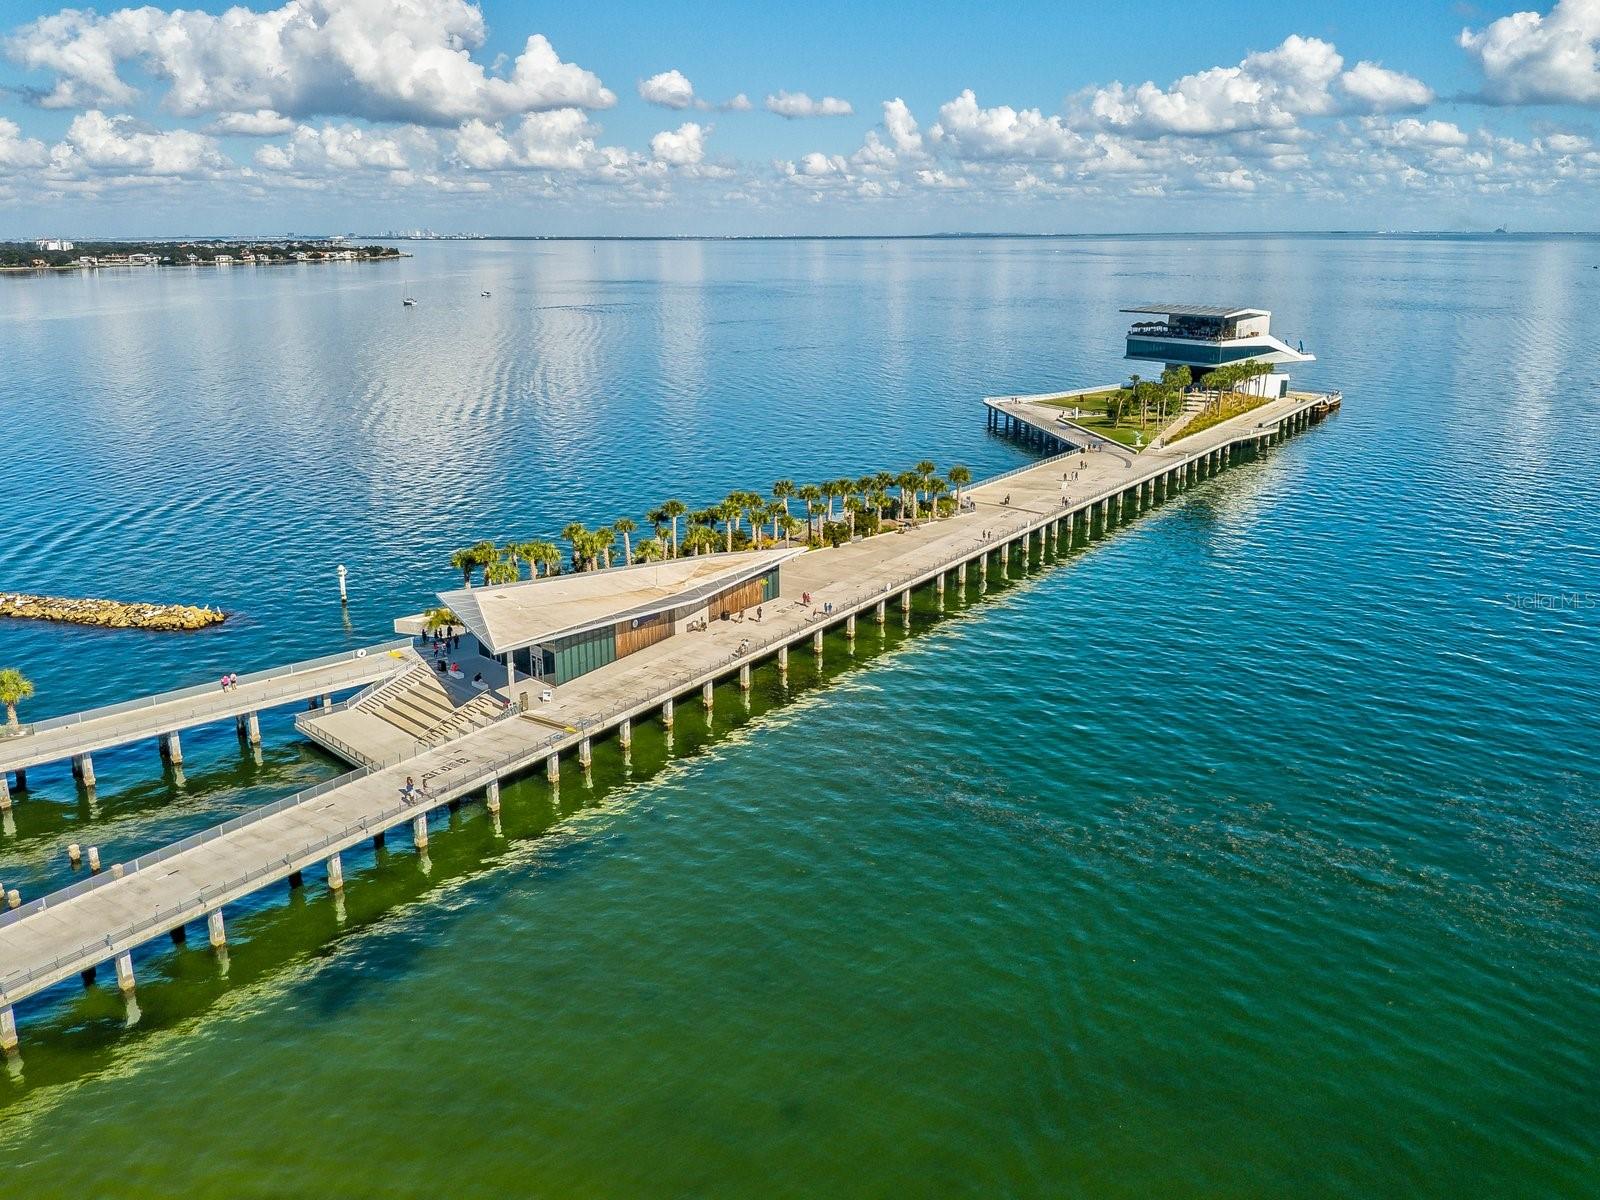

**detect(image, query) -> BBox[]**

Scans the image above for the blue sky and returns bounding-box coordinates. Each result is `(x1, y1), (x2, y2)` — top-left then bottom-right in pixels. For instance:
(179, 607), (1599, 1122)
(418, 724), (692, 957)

(0, 0), (1596, 236)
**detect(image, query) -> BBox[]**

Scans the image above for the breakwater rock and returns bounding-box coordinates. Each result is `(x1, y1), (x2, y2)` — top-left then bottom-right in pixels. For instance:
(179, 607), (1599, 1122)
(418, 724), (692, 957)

(0, 593), (227, 631)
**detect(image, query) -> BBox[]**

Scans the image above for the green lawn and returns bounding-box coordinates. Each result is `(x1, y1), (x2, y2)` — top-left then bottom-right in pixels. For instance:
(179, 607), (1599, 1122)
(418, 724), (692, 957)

(1165, 392), (1275, 444)
(1039, 390), (1169, 451)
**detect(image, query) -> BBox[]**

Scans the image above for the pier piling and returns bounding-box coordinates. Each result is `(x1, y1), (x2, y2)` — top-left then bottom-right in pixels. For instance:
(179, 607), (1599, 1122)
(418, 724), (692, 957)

(702, 681), (715, 710)
(662, 698), (675, 728)
(327, 853), (344, 890)
(160, 732), (183, 765)
(875, 600), (886, 624)
(739, 664), (751, 690)
(68, 842), (81, 867)
(208, 910), (226, 948)
(547, 751), (561, 781)
(579, 735), (593, 765)
(87, 846), (101, 873)
(114, 951), (135, 993)
(1, 1006), (17, 1053)
(412, 813), (428, 849)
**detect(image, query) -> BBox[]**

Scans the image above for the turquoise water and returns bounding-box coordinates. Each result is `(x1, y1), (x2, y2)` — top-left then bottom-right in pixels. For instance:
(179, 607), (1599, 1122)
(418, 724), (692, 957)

(1, 236), (1598, 1196)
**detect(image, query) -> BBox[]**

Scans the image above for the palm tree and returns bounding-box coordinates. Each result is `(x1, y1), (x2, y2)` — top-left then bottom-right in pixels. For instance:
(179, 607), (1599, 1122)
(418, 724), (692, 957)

(927, 477), (950, 518)
(0, 668), (34, 728)
(1129, 373), (1144, 429)
(659, 499), (686, 558)
(871, 489), (891, 526)
(742, 494), (767, 546)
(562, 522), (589, 571)
(484, 558), (518, 586)
(772, 479), (795, 526)
(682, 526), (719, 556)
(844, 495), (864, 538)
(914, 461), (937, 512)
(527, 539), (560, 577)
(593, 526), (617, 569)
(797, 484), (823, 543)
(714, 499), (741, 552)
(450, 546), (479, 587)
(765, 500), (786, 546)
(780, 515), (803, 546)
(897, 471), (921, 523)
(948, 464), (972, 512)
(613, 517), (637, 565)
(635, 537), (662, 562)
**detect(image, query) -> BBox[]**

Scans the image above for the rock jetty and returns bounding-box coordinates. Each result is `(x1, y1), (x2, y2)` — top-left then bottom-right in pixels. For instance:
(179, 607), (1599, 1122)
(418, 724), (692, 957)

(0, 593), (226, 631)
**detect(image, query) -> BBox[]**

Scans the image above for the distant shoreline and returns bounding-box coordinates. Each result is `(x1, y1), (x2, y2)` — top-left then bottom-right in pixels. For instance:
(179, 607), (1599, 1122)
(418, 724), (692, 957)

(0, 255), (410, 275)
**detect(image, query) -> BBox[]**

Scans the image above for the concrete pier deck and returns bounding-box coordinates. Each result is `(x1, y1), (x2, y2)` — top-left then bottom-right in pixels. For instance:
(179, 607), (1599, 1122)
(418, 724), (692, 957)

(0, 389), (1336, 1036)
(0, 640), (417, 780)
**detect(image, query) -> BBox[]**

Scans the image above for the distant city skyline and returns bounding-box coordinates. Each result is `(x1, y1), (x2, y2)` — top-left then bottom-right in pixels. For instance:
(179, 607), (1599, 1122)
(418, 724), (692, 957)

(1, 0), (1598, 236)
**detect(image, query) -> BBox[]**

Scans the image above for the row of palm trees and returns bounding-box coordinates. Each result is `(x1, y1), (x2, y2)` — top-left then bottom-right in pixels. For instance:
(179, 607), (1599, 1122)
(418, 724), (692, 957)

(448, 461), (975, 586)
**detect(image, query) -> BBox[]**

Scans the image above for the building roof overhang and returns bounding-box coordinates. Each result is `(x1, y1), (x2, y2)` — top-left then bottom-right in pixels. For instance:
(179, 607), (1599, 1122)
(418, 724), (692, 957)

(438, 547), (802, 657)
(1122, 304), (1270, 320)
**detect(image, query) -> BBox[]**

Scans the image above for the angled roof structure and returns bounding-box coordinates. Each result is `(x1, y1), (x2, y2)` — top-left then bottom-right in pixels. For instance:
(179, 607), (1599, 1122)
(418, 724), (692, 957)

(1121, 304), (1269, 319)
(439, 547), (802, 656)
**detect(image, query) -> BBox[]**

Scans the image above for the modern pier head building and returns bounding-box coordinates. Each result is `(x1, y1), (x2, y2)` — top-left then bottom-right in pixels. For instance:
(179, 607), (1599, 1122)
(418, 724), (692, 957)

(1123, 305), (1313, 397)
(438, 548), (799, 686)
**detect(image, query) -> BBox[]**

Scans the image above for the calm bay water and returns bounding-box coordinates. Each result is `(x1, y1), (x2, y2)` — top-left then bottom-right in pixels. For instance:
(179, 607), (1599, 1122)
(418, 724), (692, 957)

(1, 236), (1597, 1197)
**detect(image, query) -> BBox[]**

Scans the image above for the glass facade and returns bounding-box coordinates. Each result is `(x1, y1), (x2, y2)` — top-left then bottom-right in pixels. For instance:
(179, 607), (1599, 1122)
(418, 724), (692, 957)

(1125, 337), (1272, 368)
(548, 626), (617, 684)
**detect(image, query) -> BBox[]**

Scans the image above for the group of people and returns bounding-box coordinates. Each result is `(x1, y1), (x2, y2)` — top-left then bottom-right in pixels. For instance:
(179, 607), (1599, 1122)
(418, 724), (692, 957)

(218, 672), (240, 692)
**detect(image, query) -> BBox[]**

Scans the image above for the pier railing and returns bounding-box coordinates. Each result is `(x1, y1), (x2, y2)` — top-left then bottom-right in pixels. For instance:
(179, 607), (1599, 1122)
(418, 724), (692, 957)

(0, 639), (414, 741)
(0, 708), (556, 1000)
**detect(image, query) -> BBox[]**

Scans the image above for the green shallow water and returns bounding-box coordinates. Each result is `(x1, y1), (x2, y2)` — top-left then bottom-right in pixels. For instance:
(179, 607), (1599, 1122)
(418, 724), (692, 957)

(1, 236), (1598, 1197)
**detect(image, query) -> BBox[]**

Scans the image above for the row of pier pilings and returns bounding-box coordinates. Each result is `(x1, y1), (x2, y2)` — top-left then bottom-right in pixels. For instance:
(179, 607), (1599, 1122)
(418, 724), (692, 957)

(0, 422), (1309, 1057)
(0, 697), (328, 812)
(986, 404), (1074, 454)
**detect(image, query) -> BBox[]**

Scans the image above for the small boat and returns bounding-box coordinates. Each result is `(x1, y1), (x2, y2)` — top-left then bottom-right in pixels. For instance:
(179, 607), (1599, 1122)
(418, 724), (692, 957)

(481, 290), (491, 297)
(402, 297), (417, 306)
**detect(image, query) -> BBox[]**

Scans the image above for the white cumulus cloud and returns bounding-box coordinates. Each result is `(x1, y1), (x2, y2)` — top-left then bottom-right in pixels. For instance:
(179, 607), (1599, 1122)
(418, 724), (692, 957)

(0, 117), (49, 169)
(930, 90), (1089, 160)
(766, 90), (853, 118)
(639, 69), (697, 109)
(1461, 0), (1600, 105)
(650, 121), (706, 166)
(1083, 35), (1432, 135)
(254, 123), (416, 172)
(204, 109), (295, 137)
(5, 0), (615, 125)
(49, 110), (227, 176)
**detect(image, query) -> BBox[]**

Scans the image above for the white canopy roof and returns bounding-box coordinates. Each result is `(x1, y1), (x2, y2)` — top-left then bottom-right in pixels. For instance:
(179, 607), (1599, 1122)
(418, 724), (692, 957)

(438, 547), (801, 656)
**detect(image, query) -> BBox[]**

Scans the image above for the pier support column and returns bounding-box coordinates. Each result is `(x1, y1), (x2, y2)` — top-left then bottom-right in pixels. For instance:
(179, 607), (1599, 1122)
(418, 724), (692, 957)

(88, 846), (102, 873)
(957, 561), (967, 586)
(702, 680), (715, 711)
(327, 853), (344, 890)
(875, 600), (886, 624)
(812, 629), (824, 656)
(0, 1006), (17, 1053)
(71, 753), (96, 787)
(776, 647), (788, 675)
(321, 694), (333, 709)
(662, 698), (675, 728)
(287, 870), (303, 890)
(845, 613), (856, 639)
(618, 718), (632, 749)
(485, 778), (502, 813)
(936, 573), (945, 597)
(547, 750), (561, 780)
(0, 777), (9, 811)
(579, 736), (592, 766)
(208, 909), (226, 947)
(245, 711), (261, 744)
(114, 951), (136, 993)
(900, 589), (912, 612)
(412, 813), (428, 849)
(161, 731), (183, 764)
(739, 664), (751, 691)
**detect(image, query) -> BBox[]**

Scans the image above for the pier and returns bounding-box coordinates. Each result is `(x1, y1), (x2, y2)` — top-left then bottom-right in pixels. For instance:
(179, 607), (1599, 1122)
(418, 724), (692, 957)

(0, 641), (416, 804)
(0, 389), (1336, 1050)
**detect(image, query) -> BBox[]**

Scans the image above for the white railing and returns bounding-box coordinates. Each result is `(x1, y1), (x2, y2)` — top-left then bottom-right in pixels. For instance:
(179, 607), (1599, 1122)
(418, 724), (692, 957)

(0, 639), (414, 742)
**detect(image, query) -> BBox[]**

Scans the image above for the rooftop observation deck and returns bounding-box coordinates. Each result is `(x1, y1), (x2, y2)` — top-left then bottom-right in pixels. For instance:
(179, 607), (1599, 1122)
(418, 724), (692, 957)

(0, 387), (1339, 1028)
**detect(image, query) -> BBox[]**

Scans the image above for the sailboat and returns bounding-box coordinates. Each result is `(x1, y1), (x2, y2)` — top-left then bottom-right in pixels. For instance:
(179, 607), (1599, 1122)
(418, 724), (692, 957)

(402, 296), (417, 306)
(481, 290), (491, 297)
